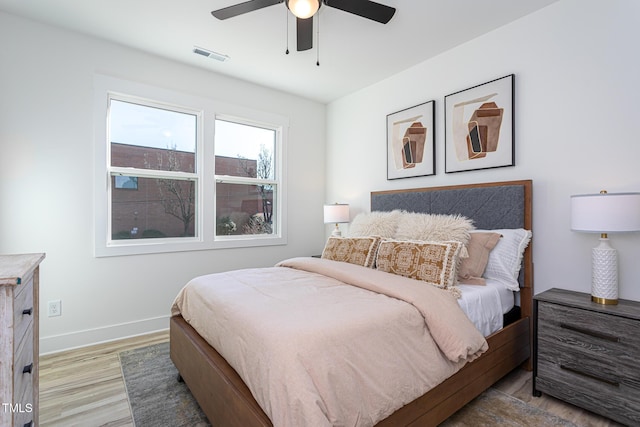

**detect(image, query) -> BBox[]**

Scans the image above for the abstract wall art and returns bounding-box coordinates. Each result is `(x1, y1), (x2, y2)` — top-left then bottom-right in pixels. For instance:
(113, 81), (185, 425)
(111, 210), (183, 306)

(444, 75), (514, 173)
(386, 100), (435, 180)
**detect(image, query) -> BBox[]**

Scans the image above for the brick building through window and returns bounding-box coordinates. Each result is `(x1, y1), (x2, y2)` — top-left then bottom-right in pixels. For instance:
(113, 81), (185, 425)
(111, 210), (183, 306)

(111, 143), (272, 239)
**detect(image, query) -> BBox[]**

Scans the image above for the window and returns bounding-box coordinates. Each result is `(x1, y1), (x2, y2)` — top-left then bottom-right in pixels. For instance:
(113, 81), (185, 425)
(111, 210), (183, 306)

(109, 99), (199, 241)
(94, 75), (287, 256)
(214, 119), (278, 238)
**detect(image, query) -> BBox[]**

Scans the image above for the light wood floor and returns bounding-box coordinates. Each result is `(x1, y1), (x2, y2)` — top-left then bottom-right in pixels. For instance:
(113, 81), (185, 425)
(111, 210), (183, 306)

(39, 331), (623, 427)
(39, 330), (169, 426)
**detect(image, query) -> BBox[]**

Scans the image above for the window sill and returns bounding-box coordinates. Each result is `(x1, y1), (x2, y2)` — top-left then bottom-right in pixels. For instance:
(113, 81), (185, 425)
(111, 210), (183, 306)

(95, 234), (287, 257)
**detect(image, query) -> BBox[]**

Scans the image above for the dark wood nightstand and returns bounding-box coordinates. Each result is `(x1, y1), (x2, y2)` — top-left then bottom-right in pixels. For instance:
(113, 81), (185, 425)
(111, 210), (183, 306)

(533, 288), (640, 426)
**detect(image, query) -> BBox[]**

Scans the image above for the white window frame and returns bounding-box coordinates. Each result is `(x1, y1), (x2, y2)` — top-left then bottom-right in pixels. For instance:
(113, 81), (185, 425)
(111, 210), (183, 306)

(93, 74), (288, 257)
(213, 114), (282, 245)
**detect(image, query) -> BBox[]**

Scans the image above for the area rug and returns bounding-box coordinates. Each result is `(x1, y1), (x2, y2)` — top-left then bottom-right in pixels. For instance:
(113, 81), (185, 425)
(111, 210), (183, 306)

(121, 342), (577, 427)
(439, 388), (578, 427)
(120, 342), (210, 426)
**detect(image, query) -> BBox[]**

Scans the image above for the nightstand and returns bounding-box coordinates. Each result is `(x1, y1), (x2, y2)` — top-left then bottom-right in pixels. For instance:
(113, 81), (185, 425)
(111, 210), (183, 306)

(533, 288), (640, 426)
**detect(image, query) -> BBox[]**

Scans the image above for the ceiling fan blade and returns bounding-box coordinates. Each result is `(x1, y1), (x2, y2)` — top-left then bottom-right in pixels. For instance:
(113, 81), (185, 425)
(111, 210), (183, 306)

(324, 0), (396, 24)
(212, 0), (283, 20)
(296, 17), (313, 51)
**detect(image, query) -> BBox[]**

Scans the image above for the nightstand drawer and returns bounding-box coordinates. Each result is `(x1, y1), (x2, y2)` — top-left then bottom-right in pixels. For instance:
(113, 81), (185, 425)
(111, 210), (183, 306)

(537, 344), (640, 392)
(536, 359), (640, 426)
(538, 302), (640, 366)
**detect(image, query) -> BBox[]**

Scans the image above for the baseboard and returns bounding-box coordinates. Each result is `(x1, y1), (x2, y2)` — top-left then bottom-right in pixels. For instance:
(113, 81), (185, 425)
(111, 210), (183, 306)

(39, 315), (169, 355)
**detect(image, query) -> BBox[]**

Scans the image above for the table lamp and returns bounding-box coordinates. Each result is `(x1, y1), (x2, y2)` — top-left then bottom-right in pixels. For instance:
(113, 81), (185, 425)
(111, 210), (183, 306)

(324, 203), (350, 237)
(571, 191), (640, 304)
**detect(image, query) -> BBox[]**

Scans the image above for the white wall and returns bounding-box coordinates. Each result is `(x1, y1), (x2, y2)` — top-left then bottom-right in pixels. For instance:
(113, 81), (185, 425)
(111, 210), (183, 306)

(0, 12), (326, 353)
(326, 0), (640, 301)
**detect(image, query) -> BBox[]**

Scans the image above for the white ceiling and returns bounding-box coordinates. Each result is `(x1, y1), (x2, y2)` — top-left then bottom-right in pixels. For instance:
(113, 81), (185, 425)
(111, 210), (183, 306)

(0, 0), (559, 103)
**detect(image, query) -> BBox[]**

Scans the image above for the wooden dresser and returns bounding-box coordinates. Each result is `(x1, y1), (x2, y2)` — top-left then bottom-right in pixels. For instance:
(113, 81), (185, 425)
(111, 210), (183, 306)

(1, 253), (45, 427)
(533, 288), (640, 426)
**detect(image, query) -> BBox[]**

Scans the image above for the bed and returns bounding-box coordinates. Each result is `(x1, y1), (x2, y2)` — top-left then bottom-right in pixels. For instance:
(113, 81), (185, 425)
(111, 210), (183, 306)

(170, 179), (533, 427)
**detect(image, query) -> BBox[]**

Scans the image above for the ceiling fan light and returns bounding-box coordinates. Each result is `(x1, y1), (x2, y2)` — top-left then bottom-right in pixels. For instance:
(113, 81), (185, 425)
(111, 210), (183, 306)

(287, 0), (319, 19)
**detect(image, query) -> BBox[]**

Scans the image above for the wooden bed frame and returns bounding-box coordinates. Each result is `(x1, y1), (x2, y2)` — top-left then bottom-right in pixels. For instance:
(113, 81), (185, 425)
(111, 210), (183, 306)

(170, 179), (533, 427)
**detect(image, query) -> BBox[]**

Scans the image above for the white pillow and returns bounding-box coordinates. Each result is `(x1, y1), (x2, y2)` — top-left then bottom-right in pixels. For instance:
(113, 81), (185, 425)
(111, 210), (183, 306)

(478, 228), (532, 291)
(348, 210), (402, 238)
(394, 212), (474, 245)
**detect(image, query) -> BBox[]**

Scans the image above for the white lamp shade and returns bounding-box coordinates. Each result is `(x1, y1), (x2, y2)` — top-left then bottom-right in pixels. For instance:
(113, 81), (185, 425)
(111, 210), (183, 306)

(324, 204), (350, 224)
(571, 192), (640, 233)
(287, 0), (320, 19)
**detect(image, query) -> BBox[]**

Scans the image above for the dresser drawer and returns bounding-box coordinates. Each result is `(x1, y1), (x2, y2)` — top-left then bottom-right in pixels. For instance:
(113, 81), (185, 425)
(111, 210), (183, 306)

(13, 275), (34, 344)
(14, 377), (35, 427)
(13, 406), (35, 427)
(14, 326), (35, 408)
(537, 302), (640, 367)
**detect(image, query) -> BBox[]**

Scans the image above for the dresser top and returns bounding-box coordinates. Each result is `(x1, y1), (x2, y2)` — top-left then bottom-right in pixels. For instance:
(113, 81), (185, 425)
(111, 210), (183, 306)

(535, 288), (640, 321)
(0, 253), (46, 285)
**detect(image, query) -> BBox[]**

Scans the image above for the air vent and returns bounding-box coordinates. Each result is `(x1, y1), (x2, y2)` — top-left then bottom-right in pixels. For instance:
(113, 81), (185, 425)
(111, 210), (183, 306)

(193, 46), (229, 62)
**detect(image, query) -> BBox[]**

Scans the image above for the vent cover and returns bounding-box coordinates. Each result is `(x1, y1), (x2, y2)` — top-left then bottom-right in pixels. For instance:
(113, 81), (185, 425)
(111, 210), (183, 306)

(193, 46), (229, 62)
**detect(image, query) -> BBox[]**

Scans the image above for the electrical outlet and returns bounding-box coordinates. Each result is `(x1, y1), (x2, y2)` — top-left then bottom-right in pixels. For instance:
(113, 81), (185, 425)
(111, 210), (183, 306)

(48, 300), (62, 317)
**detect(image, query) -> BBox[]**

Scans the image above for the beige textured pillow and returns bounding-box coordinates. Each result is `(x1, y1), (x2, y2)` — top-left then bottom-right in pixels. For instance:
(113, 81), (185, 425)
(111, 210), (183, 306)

(348, 210), (402, 238)
(394, 213), (474, 253)
(376, 239), (462, 290)
(321, 236), (381, 268)
(458, 232), (502, 285)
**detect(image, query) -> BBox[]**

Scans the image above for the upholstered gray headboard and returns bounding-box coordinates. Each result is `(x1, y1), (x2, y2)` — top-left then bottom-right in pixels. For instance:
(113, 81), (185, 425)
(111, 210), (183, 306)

(371, 181), (531, 231)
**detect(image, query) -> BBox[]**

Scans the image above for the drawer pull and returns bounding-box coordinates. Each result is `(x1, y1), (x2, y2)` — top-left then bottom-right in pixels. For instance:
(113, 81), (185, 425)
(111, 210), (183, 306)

(560, 322), (620, 342)
(560, 363), (620, 387)
(22, 307), (33, 316)
(22, 363), (33, 374)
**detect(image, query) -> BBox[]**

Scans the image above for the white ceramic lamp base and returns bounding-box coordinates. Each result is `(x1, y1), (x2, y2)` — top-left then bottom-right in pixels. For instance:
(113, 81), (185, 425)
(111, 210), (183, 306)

(591, 237), (618, 305)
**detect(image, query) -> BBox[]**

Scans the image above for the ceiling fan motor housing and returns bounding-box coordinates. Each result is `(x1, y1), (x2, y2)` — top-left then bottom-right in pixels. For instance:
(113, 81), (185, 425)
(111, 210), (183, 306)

(286, 0), (321, 20)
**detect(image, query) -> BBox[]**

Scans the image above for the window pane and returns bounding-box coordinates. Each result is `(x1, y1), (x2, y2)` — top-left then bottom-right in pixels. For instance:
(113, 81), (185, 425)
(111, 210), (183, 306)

(214, 119), (275, 179)
(216, 182), (275, 236)
(110, 99), (196, 172)
(112, 176), (196, 240)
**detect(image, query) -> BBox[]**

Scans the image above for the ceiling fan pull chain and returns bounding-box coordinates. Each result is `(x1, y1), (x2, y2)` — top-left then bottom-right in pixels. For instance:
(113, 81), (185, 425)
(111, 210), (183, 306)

(316, 12), (320, 66)
(285, 7), (290, 55)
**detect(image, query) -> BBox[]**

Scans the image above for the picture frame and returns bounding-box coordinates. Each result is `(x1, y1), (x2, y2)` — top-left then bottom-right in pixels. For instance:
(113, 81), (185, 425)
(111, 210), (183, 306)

(386, 100), (435, 180)
(444, 74), (514, 173)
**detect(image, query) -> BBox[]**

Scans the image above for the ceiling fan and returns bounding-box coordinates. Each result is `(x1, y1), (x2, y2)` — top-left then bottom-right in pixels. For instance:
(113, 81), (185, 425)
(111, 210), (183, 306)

(211, 0), (396, 52)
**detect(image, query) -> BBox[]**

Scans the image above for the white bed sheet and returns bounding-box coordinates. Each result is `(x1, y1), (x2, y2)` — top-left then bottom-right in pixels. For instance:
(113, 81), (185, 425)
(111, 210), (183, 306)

(456, 279), (515, 337)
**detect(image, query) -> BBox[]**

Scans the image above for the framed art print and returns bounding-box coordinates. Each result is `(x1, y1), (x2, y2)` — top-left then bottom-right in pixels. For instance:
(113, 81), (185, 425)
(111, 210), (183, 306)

(444, 74), (514, 173)
(387, 100), (435, 180)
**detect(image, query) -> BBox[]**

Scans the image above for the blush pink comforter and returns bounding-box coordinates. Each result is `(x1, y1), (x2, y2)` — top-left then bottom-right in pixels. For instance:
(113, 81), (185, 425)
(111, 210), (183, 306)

(171, 257), (488, 427)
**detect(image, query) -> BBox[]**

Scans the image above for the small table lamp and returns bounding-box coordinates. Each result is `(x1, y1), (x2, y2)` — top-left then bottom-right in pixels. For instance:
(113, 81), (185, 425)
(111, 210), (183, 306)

(324, 203), (350, 237)
(571, 191), (640, 304)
